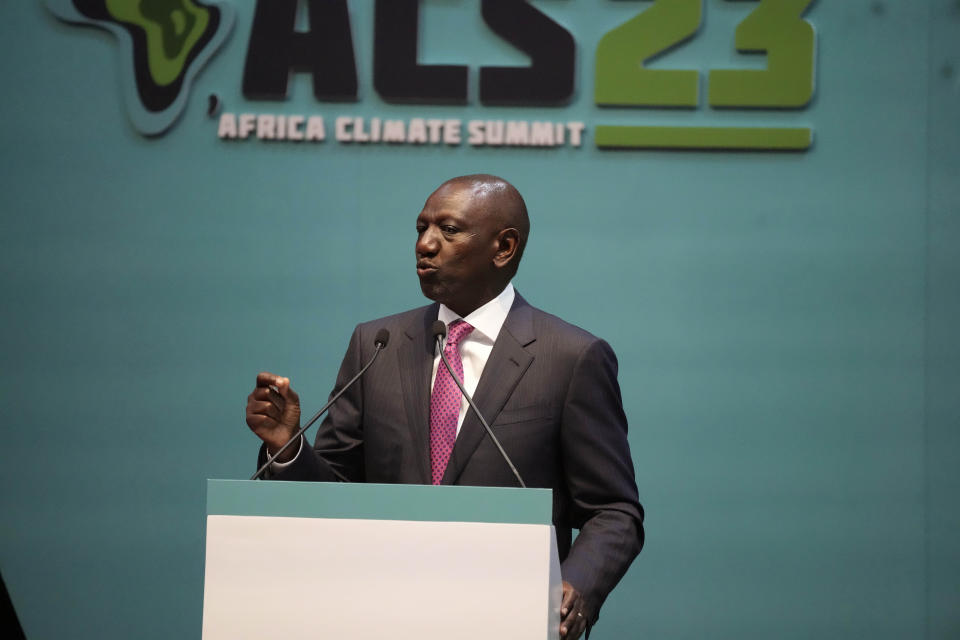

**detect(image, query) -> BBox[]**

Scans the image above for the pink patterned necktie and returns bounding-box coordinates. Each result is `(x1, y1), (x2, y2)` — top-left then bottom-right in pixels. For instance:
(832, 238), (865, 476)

(429, 319), (475, 485)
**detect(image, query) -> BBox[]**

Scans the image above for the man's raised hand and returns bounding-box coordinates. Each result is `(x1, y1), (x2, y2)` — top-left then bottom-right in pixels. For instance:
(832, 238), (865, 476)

(246, 372), (301, 463)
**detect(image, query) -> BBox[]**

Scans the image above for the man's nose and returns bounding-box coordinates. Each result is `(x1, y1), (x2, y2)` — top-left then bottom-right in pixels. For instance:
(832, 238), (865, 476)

(416, 228), (439, 255)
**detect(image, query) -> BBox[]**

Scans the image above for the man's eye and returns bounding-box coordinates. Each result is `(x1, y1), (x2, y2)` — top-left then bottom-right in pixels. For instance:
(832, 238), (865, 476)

(441, 226), (458, 234)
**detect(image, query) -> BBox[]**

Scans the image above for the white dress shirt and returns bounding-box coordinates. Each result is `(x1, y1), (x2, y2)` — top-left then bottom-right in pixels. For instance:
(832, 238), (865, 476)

(271, 283), (515, 468)
(434, 283), (515, 435)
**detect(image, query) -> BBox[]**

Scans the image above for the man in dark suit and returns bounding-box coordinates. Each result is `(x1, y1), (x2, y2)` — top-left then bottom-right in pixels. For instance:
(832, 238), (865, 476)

(246, 175), (643, 639)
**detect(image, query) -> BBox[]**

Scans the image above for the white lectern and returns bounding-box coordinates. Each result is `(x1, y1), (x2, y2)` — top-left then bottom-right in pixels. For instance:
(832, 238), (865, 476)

(202, 480), (562, 639)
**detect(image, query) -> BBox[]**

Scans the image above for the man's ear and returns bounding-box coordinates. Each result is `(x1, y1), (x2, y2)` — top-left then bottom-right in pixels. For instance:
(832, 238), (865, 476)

(492, 228), (520, 268)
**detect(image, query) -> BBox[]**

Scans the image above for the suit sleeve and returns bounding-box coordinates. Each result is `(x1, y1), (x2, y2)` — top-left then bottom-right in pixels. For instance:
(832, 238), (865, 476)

(256, 325), (367, 482)
(559, 338), (644, 621)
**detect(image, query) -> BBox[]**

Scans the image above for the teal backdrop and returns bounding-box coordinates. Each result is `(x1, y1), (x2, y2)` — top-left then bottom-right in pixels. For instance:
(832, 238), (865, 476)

(1, 1), (958, 638)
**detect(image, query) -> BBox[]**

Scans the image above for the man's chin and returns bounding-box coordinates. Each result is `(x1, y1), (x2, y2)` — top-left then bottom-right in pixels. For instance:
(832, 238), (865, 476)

(418, 280), (445, 304)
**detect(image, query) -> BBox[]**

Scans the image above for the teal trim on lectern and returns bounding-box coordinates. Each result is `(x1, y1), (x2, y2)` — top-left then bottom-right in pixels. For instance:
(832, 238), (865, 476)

(206, 480), (552, 525)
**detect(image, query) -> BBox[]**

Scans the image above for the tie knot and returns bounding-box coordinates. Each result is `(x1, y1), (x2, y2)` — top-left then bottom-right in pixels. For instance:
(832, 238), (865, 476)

(445, 320), (474, 347)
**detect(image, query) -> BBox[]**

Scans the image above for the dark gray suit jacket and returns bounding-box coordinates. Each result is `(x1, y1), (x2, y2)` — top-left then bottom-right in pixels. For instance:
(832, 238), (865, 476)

(260, 293), (643, 619)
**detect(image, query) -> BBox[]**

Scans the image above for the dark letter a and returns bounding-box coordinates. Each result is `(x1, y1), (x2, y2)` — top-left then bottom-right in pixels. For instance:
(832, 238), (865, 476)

(243, 0), (358, 101)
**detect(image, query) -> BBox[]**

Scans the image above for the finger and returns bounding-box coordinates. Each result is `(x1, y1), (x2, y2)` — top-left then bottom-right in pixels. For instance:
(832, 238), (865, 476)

(248, 400), (282, 422)
(560, 609), (586, 640)
(245, 414), (275, 433)
(559, 593), (578, 636)
(276, 377), (300, 404)
(559, 616), (585, 639)
(251, 387), (284, 412)
(560, 585), (577, 617)
(256, 371), (282, 388)
(572, 611), (587, 639)
(269, 387), (283, 406)
(560, 602), (581, 630)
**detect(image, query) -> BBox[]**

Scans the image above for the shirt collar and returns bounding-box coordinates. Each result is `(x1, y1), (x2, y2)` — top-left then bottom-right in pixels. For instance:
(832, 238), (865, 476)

(437, 283), (515, 344)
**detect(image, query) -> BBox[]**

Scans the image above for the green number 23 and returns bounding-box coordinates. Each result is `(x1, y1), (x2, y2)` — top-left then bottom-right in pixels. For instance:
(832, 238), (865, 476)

(595, 0), (816, 108)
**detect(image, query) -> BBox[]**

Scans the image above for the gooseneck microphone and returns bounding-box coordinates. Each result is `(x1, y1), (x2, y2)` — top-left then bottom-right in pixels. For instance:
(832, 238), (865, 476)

(251, 328), (390, 480)
(432, 320), (526, 488)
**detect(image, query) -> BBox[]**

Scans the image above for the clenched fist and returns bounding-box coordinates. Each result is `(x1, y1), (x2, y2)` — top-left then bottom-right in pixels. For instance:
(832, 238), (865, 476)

(246, 372), (301, 463)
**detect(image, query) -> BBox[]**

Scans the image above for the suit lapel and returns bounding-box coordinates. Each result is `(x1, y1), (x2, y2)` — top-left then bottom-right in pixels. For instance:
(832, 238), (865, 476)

(442, 294), (536, 485)
(398, 304), (439, 485)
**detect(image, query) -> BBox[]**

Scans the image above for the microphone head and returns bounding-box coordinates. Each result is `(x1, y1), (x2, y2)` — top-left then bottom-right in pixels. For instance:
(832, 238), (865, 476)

(431, 320), (447, 340)
(374, 328), (390, 348)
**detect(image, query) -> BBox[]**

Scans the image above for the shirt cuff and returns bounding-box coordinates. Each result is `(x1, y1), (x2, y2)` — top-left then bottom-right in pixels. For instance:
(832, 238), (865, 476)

(268, 436), (304, 470)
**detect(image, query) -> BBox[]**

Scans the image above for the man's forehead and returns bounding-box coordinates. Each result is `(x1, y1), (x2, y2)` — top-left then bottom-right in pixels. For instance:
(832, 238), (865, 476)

(422, 183), (491, 218)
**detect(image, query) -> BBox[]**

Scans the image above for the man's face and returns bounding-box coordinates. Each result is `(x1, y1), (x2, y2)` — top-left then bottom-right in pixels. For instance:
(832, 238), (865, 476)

(415, 183), (502, 317)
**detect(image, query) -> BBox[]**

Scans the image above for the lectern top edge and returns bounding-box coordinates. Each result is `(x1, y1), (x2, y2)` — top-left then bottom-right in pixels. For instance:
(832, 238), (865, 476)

(206, 479), (553, 525)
